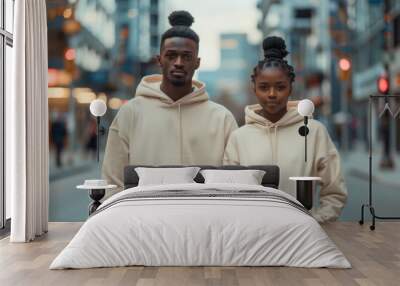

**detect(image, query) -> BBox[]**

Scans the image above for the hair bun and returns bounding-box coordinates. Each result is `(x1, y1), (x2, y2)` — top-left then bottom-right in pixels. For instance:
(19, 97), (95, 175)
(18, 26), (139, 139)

(168, 11), (194, 27)
(262, 36), (288, 59)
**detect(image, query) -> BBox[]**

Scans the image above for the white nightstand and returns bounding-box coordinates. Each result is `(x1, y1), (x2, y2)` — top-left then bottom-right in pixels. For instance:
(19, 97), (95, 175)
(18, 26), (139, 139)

(77, 180), (117, 215)
(289, 177), (321, 210)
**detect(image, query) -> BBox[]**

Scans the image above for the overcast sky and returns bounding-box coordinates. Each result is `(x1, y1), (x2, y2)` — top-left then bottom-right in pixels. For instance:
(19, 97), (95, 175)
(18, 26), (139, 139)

(166, 0), (262, 71)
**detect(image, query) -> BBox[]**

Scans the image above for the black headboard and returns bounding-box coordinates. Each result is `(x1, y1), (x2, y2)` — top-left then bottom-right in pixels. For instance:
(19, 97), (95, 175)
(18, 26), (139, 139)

(124, 165), (280, 189)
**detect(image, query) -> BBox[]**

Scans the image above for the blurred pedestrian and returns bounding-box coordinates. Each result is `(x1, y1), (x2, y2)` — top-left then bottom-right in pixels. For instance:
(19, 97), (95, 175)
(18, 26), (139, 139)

(50, 113), (67, 167)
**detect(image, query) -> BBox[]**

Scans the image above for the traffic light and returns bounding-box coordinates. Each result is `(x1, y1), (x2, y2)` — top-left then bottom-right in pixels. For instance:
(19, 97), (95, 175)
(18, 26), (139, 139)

(338, 57), (351, 80)
(64, 48), (75, 61)
(377, 74), (390, 95)
(64, 48), (76, 75)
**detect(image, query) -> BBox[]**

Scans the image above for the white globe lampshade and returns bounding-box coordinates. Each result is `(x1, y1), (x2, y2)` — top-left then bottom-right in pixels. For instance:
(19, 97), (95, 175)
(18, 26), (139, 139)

(297, 99), (315, 117)
(90, 99), (107, 117)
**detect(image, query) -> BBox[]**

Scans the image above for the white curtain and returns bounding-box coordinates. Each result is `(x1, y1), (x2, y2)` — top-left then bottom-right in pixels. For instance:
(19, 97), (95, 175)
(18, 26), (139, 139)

(6, 0), (49, 242)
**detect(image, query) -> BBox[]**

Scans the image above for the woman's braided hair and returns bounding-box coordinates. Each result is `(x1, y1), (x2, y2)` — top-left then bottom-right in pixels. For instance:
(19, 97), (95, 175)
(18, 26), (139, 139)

(251, 36), (295, 83)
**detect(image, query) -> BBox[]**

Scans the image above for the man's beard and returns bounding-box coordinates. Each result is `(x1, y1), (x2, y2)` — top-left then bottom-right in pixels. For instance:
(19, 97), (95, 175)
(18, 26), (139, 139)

(169, 77), (187, 87)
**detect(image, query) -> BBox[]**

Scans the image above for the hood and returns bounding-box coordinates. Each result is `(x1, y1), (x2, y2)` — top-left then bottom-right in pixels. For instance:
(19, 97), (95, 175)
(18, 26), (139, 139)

(244, 102), (304, 164)
(135, 74), (209, 105)
(245, 102), (303, 127)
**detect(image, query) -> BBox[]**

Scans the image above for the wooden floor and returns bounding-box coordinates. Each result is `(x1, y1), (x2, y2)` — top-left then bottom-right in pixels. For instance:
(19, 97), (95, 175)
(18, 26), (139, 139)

(0, 222), (399, 286)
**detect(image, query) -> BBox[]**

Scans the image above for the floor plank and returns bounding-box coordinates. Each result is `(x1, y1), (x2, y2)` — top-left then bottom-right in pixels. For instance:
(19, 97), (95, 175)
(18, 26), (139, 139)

(0, 222), (399, 286)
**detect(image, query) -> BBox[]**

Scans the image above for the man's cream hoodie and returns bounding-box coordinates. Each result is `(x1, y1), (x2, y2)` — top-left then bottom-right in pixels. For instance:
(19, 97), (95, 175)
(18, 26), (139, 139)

(102, 75), (238, 194)
(223, 103), (347, 223)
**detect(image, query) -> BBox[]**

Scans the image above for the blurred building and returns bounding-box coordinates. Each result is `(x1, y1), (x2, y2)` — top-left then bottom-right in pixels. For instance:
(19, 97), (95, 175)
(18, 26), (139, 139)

(350, 1), (385, 99)
(112, 0), (166, 100)
(258, 0), (400, 155)
(47, 0), (165, 164)
(382, 0), (400, 154)
(347, 0), (384, 149)
(198, 33), (258, 123)
(256, 0), (357, 145)
(347, 0), (400, 155)
(47, 0), (118, 155)
(257, 0), (330, 99)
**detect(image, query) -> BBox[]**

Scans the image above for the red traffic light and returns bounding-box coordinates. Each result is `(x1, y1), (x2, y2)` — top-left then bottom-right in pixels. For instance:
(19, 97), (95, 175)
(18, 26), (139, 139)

(377, 75), (390, 94)
(339, 58), (351, 71)
(65, 48), (76, 61)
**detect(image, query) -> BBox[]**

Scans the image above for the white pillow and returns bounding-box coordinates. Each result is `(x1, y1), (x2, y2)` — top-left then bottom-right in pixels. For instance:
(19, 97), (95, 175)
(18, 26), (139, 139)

(135, 167), (200, 186)
(200, 169), (266, 185)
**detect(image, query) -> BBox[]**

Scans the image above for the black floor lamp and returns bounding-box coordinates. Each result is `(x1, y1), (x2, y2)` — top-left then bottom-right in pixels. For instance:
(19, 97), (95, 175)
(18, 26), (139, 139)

(359, 94), (400, 230)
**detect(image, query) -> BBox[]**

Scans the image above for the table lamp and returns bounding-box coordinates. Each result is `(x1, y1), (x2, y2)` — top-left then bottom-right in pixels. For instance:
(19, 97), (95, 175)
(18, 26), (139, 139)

(80, 99), (109, 215)
(291, 99), (320, 210)
(89, 99), (107, 162)
(297, 99), (314, 162)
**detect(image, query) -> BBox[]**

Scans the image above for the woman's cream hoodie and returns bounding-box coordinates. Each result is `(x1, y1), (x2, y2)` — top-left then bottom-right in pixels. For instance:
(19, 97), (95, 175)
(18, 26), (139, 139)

(102, 75), (238, 194)
(223, 103), (347, 223)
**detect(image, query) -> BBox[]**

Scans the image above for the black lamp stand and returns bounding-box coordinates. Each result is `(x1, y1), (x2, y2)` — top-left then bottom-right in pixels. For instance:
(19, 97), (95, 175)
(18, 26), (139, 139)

(88, 189), (105, 215)
(95, 116), (106, 163)
(298, 116), (310, 162)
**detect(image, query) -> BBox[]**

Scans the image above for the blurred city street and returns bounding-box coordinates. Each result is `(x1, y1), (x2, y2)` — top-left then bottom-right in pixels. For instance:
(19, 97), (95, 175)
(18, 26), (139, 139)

(41, 0), (400, 223)
(49, 150), (100, 221)
(340, 147), (400, 222)
(49, 147), (400, 222)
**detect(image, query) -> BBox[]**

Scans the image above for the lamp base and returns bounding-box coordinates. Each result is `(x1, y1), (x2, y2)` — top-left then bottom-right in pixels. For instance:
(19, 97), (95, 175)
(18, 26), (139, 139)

(296, 181), (313, 210)
(88, 189), (105, 215)
(289, 177), (321, 210)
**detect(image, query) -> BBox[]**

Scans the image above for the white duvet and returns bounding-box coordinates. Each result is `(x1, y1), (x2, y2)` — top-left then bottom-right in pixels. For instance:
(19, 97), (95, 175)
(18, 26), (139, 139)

(50, 183), (351, 269)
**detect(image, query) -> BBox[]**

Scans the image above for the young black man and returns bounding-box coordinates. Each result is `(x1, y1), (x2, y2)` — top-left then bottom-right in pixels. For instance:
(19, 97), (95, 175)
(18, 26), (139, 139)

(102, 11), (238, 195)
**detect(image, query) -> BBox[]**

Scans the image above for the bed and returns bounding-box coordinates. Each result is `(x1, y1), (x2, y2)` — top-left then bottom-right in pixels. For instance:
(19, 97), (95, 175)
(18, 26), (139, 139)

(50, 165), (350, 269)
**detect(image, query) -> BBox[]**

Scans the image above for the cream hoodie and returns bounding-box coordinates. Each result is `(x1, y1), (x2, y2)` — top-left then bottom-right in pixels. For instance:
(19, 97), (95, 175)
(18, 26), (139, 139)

(223, 103), (347, 223)
(102, 75), (238, 195)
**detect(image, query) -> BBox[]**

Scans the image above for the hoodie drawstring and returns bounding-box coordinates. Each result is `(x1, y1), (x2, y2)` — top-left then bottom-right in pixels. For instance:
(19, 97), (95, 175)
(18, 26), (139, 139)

(266, 127), (272, 162)
(274, 126), (278, 164)
(267, 125), (278, 164)
(178, 104), (183, 164)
